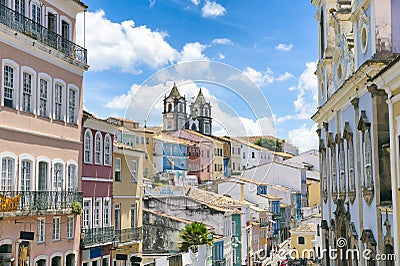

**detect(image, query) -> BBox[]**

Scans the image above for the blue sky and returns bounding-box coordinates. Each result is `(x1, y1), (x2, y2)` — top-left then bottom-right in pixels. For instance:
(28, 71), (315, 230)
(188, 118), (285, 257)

(76, 0), (319, 152)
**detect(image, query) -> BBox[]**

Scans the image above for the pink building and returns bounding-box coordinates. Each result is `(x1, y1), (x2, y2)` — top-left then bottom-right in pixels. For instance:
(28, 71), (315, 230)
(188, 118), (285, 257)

(80, 111), (117, 266)
(0, 0), (88, 265)
(172, 129), (213, 182)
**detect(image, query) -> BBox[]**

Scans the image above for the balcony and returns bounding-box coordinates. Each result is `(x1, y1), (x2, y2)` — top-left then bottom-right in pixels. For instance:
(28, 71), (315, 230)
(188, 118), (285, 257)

(0, 4), (87, 65)
(115, 227), (143, 245)
(0, 190), (82, 215)
(81, 226), (115, 248)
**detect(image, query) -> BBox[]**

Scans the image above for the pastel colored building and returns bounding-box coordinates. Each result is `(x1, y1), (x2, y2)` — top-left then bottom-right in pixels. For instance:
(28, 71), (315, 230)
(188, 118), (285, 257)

(80, 111), (117, 266)
(0, 0), (88, 265)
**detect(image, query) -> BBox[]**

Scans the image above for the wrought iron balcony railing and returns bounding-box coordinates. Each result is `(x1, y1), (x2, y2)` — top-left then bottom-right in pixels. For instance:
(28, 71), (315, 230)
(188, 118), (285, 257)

(81, 226), (115, 248)
(115, 227), (143, 244)
(0, 190), (82, 213)
(0, 4), (87, 64)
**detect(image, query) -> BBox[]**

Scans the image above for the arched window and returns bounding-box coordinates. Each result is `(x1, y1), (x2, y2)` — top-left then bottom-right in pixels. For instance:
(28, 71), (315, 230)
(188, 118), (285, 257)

(1, 156), (15, 191)
(94, 132), (103, 165)
(53, 162), (63, 191)
(84, 129), (92, 164)
(67, 164), (77, 191)
(20, 159), (32, 191)
(321, 149), (327, 195)
(104, 134), (112, 166)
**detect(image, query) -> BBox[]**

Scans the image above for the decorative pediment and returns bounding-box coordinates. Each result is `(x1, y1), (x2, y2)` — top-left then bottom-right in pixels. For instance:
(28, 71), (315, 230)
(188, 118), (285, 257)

(343, 122), (353, 140)
(357, 110), (371, 131)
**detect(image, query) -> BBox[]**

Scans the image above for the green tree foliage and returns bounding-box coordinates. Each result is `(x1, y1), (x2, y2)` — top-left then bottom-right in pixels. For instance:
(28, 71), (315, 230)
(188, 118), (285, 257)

(178, 221), (213, 252)
(254, 138), (283, 152)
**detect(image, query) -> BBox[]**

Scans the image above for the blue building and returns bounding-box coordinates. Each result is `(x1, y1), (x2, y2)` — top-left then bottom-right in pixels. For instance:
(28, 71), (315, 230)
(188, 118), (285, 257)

(163, 142), (188, 171)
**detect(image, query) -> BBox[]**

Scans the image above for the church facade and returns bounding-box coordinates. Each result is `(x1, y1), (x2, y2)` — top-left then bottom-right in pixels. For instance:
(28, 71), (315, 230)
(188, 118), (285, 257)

(162, 83), (212, 136)
(312, 0), (399, 265)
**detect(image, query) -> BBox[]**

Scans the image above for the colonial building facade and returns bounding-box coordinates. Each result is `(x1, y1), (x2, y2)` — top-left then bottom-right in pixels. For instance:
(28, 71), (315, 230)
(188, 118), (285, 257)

(0, 0), (88, 265)
(312, 0), (399, 265)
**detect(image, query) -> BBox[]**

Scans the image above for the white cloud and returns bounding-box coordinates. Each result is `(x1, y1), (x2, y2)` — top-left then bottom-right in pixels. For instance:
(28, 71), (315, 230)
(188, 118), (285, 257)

(190, 0), (201, 5)
(179, 42), (209, 62)
(105, 80), (275, 137)
(218, 53), (225, 59)
(202, 1), (226, 17)
(275, 43), (293, 52)
(76, 10), (178, 73)
(242, 67), (274, 87)
(276, 72), (294, 81)
(288, 124), (318, 153)
(212, 38), (234, 45)
(274, 61), (318, 122)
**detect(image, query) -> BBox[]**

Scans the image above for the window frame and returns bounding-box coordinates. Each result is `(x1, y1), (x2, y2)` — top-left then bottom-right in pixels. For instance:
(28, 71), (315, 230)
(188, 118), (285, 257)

(0, 152), (17, 191)
(20, 67), (36, 113)
(37, 218), (45, 243)
(38, 73), (52, 118)
(19, 154), (34, 191)
(53, 79), (66, 121)
(2, 59), (19, 109)
(84, 129), (93, 164)
(67, 216), (74, 239)
(67, 161), (78, 192)
(94, 131), (103, 165)
(104, 134), (112, 166)
(131, 160), (137, 182)
(115, 157), (121, 181)
(53, 216), (61, 241)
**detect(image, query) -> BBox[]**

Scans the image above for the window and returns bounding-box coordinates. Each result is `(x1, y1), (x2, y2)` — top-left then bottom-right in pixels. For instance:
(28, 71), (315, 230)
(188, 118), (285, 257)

(94, 199), (102, 227)
(37, 218), (45, 243)
(114, 204), (121, 230)
(243, 152), (246, 159)
(233, 248), (237, 264)
(146, 137), (149, 144)
(53, 217), (60, 241)
(1, 157), (14, 191)
(22, 72), (33, 112)
(339, 141), (346, 193)
(141, 137), (144, 144)
(3, 65), (15, 108)
(38, 161), (48, 191)
(136, 137), (139, 144)
(364, 129), (373, 189)
(53, 163), (63, 191)
(95, 132), (103, 164)
(233, 162), (235, 171)
(67, 216), (74, 239)
(31, 3), (41, 33)
(84, 130), (93, 163)
(321, 150), (327, 194)
(348, 138), (355, 192)
(252, 151), (255, 159)
(15, 0), (25, 15)
(131, 203), (136, 228)
(298, 236), (305, 245)
(39, 79), (49, 117)
(61, 20), (71, 54)
(104, 134), (112, 166)
(331, 145), (337, 193)
(115, 158), (121, 181)
(104, 199), (110, 226)
(20, 159), (32, 191)
(232, 221), (236, 235)
(131, 160), (137, 182)
(83, 200), (91, 228)
(54, 84), (63, 120)
(68, 88), (77, 124)
(67, 164), (77, 191)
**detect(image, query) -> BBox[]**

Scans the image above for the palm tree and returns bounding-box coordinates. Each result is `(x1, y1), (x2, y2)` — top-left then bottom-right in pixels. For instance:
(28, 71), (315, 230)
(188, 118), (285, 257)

(178, 221), (213, 252)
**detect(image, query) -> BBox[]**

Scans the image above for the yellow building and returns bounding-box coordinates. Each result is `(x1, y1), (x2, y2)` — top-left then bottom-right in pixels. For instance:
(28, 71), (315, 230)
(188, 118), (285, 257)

(290, 223), (318, 260)
(112, 142), (144, 265)
(306, 179), (321, 207)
